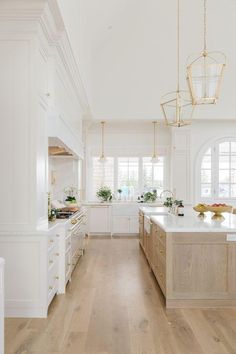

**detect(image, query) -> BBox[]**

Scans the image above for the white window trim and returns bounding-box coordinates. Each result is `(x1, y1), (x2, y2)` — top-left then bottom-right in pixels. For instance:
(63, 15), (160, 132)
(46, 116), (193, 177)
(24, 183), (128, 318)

(196, 136), (236, 204)
(89, 155), (167, 201)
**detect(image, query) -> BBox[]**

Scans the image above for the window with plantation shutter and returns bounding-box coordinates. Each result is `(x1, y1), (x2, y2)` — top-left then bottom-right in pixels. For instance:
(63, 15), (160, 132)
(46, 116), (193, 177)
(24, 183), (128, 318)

(117, 157), (139, 198)
(142, 157), (164, 193)
(90, 156), (166, 200)
(92, 157), (114, 199)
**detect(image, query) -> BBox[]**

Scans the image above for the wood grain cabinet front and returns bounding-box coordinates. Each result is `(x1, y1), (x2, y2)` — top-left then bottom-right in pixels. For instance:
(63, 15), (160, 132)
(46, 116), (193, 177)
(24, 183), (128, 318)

(147, 223), (236, 308)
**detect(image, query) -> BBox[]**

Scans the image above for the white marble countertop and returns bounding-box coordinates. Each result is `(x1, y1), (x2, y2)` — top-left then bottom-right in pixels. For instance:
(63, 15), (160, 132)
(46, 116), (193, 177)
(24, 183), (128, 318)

(139, 206), (168, 215)
(151, 212), (236, 233)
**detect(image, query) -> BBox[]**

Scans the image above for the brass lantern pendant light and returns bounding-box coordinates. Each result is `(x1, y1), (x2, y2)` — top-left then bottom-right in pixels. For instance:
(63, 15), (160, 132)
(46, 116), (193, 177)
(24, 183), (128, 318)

(187, 0), (226, 105)
(161, 0), (194, 128)
(99, 121), (106, 163)
(151, 121), (159, 164)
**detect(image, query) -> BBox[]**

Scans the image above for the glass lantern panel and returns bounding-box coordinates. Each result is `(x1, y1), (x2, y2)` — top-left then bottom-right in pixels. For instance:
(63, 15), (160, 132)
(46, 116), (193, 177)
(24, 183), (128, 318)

(188, 61), (224, 103)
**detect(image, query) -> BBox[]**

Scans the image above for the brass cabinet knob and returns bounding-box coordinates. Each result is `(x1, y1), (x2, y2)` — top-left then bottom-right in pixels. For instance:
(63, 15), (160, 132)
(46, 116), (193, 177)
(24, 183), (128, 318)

(55, 253), (59, 256)
(54, 276), (59, 280)
(49, 239), (54, 243)
(49, 260), (53, 264)
(49, 286), (53, 290)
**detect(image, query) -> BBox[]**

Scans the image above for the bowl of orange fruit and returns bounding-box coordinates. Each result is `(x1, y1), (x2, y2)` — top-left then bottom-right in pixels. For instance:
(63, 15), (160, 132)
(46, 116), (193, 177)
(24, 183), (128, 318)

(206, 203), (232, 220)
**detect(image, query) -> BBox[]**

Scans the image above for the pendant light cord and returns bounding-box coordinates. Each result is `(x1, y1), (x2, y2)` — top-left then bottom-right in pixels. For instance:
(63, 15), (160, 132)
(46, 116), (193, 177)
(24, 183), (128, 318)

(177, 0), (180, 92)
(101, 121), (105, 157)
(204, 0), (207, 52)
(153, 122), (156, 156)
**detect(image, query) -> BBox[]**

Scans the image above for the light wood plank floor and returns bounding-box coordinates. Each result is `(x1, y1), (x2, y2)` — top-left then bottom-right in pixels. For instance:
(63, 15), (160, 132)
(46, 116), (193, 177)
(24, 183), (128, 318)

(5, 237), (236, 354)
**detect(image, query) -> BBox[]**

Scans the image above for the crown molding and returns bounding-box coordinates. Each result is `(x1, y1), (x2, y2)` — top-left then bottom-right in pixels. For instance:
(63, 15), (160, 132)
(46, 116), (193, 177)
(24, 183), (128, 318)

(0, 0), (91, 115)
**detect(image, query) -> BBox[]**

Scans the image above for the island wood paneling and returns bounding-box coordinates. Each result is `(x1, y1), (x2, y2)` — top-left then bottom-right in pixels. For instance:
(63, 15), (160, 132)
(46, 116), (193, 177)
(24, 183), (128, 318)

(139, 219), (236, 308)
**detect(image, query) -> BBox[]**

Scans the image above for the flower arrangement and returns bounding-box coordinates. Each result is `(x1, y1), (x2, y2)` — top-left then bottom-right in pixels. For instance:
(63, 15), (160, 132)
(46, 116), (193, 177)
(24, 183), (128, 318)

(96, 186), (113, 202)
(64, 186), (78, 205)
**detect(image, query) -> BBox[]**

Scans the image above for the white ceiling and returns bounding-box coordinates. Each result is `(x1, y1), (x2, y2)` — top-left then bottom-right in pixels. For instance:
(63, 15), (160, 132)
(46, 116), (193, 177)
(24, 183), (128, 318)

(58, 0), (236, 122)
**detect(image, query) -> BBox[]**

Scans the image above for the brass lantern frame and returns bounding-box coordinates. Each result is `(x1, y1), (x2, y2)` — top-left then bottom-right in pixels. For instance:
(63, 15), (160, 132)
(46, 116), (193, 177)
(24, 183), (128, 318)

(161, 90), (194, 128)
(186, 0), (226, 105)
(186, 50), (226, 105)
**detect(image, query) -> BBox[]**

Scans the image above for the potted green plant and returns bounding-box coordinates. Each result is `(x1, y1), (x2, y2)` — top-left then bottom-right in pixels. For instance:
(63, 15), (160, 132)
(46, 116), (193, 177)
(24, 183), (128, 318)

(163, 196), (174, 212)
(96, 186), (113, 202)
(143, 190), (157, 203)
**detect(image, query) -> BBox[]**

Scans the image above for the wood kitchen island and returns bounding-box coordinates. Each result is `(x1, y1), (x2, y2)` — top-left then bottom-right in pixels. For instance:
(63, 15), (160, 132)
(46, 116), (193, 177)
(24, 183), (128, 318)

(139, 209), (236, 308)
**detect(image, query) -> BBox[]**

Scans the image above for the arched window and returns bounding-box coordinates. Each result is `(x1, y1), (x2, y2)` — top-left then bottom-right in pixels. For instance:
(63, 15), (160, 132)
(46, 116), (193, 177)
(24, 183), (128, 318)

(200, 139), (236, 200)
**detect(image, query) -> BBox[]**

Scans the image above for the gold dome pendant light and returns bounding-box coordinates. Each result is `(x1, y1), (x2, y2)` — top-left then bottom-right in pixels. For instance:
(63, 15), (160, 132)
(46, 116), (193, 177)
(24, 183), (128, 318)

(161, 0), (194, 127)
(187, 0), (226, 105)
(99, 121), (106, 163)
(151, 121), (159, 164)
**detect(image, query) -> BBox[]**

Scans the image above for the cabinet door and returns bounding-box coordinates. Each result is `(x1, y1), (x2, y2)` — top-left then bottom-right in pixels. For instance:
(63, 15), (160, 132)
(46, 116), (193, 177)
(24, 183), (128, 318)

(112, 216), (130, 234)
(129, 216), (139, 233)
(89, 207), (111, 233)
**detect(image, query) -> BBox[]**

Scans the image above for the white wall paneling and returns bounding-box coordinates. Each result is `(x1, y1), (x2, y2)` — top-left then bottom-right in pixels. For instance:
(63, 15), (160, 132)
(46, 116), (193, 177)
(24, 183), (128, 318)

(49, 157), (79, 202)
(171, 128), (191, 204)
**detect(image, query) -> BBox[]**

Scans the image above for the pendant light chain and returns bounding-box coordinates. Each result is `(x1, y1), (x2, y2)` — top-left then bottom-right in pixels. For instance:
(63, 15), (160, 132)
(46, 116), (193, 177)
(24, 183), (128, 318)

(204, 0), (207, 52)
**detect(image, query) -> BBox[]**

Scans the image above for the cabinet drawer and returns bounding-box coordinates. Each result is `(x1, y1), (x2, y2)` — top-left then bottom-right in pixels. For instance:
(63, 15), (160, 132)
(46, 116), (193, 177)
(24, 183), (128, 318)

(48, 236), (56, 252)
(48, 270), (58, 304)
(48, 233), (59, 253)
(65, 236), (71, 252)
(48, 255), (58, 273)
(65, 249), (71, 280)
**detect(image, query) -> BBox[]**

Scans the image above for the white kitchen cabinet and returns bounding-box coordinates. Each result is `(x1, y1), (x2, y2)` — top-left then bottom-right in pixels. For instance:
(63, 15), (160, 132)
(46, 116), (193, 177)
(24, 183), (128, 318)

(56, 209), (87, 294)
(112, 204), (139, 235)
(88, 206), (112, 235)
(112, 215), (139, 234)
(0, 258), (4, 354)
(0, 226), (60, 318)
(129, 216), (139, 233)
(86, 204), (140, 235)
(112, 216), (130, 234)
